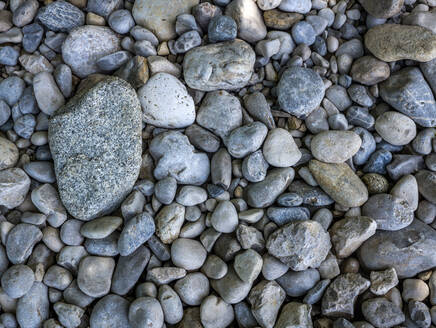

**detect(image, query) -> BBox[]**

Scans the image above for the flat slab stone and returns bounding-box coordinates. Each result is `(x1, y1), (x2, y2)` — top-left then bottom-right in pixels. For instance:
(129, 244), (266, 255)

(48, 77), (142, 221)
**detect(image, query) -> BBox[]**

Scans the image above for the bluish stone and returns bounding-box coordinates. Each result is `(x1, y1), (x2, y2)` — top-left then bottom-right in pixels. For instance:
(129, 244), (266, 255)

(353, 127), (376, 166)
(328, 113), (348, 130)
(386, 155), (425, 181)
(85, 232), (120, 256)
(288, 181), (334, 206)
(380, 67), (436, 127)
(363, 149), (392, 174)
(96, 51), (132, 72)
(0, 77), (25, 107)
(207, 184), (226, 198)
(291, 21), (316, 46)
(0, 46), (19, 66)
(108, 9), (135, 34)
(173, 30), (202, 54)
(338, 75), (353, 88)
(0, 100), (11, 126)
(37, 0), (85, 32)
(118, 212), (155, 256)
(147, 235), (171, 261)
(347, 84), (374, 107)
(35, 145), (52, 161)
(277, 192), (303, 207)
(14, 114), (36, 139)
(242, 150), (268, 183)
(266, 206), (310, 226)
(17, 87), (38, 115)
(346, 106), (374, 129)
(22, 23), (44, 53)
(313, 36), (327, 56)
(208, 15), (237, 43)
(376, 141), (403, 153)
(86, 0), (121, 17)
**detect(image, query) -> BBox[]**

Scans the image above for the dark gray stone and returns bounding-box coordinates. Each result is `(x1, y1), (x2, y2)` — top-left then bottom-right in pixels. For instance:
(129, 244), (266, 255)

(277, 269), (320, 297)
(96, 51), (132, 72)
(266, 207), (310, 226)
(380, 67), (436, 127)
(48, 77), (142, 221)
(277, 67), (324, 118)
(90, 294), (131, 328)
(358, 220), (436, 278)
(22, 23), (44, 53)
(6, 223), (42, 264)
(37, 0), (85, 32)
(118, 212), (155, 256)
(208, 15), (237, 43)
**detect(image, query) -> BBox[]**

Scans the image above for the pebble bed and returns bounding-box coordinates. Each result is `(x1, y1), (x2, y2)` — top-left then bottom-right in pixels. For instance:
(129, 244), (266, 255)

(0, 0), (435, 327)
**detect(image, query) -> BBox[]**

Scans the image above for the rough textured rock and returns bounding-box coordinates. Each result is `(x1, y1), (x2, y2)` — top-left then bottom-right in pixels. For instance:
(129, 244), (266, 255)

(149, 131), (210, 185)
(132, 0), (199, 41)
(358, 0), (404, 18)
(322, 273), (370, 318)
(365, 24), (436, 62)
(37, 0), (85, 32)
(361, 194), (414, 231)
(62, 26), (120, 78)
(329, 216), (377, 258)
(48, 77), (142, 221)
(0, 168), (30, 209)
(266, 220), (331, 271)
(416, 170), (436, 204)
(183, 40), (255, 91)
(275, 302), (312, 328)
(362, 297), (405, 327)
(358, 220), (436, 278)
(309, 160), (368, 208)
(277, 66), (325, 118)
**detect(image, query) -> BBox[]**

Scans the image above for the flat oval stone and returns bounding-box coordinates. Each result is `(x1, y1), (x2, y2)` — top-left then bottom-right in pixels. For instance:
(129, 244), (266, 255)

(311, 130), (362, 164)
(118, 212), (155, 256)
(183, 40), (255, 91)
(138, 72), (195, 128)
(62, 26), (120, 78)
(48, 77), (142, 221)
(244, 167), (294, 208)
(375, 111), (417, 146)
(365, 24), (436, 62)
(80, 216), (123, 239)
(132, 0), (199, 41)
(263, 128), (301, 167)
(380, 67), (436, 127)
(358, 220), (436, 278)
(277, 66), (325, 118)
(309, 160), (368, 207)
(350, 56), (390, 86)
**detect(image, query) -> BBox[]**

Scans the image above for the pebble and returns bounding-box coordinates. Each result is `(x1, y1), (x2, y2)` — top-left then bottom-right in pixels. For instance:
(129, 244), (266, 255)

(96, 51), (132, 72)
(1, 264), (34, 299)
(0, 168), (30, 209)
(12, 0), (38, 27)
(264, 10), (303, 30)
(208, 15), (237, 43)
(118, 212), (155, 256)
(362, 194), (413, 231)
(277, 66), (325, 118)
(37, 0), (85, 32)
(16, 282), (49, 328)
(370, 268), (399, 296)
(244, 167), (294, 208)
(108, 9), (134, 34)
(155, 203), (185, 243)
(277, 268), (320, 297)
(390, 174), (419, 211)
(175, 272), (209, 305)
(291, 21), (316, 46)
(0, 100), (10, 126)
(31, 183), (67, 227)
(0, 77), (25, 107)
(359, 220), (436, 278)
(0, 46), (19, 66)
(362, 297), (405, 327)
(309, 160), (368, 207)
(77, 256), (115, 297)
(115, 55), (149, 89)
(225, 122), (268, 159)
(49, 77), (142, 220)
(225, 0), (266, 43)
(311, 131), (361, 163)
(416, 170), (436, 204)
(275, 302), (312, 328)
(211, 200), (238, 233)
(183, 40), (255, 91)
(350, 56), (390, 85)
(210, 268), (251, 304)
(33, 72), (65, 116)
(263, 128), (301, 167)
(200, 295), (234, 328)
(22, 23), (43, 53)
(90, 294), (130, 328)
(62, 26), (120, 78)
(158, 285), (183, 324)
(132, 0), (198, 41)
(375, 111), (417, 146)
(0, 137), (19, 169)
(171, 238), (206, 270)
(53, 302), (84, 328)
(173, 30), (201, 54)
(138, 72), (195, 128)
(267, 220), (331, 271)
(149, 131), (210, 185)
(129, 297), (164, 328)
(329, 216), (377, 258)
(365, 24), (436, 62)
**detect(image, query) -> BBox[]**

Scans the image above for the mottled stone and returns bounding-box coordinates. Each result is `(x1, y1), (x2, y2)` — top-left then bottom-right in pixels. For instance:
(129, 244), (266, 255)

(365, 24), (436, 62)
(0, 168), (30, 210)
(37, 0), (85, 32)
(49, 77), (142, 221)
(309, 160), (368, 207)
(358, 220), (436, 278)
(183, 40), (255, 91)
(132, 0), (199, 41)
(267, 220), (331, 270)
(62, 26), (120, 78)
(311, 131), (361, 164)
(358, 0), (403, 18)
(416, 170), (436, 204)
(350, 55), (390, 85)
(362, 297), (405, 327)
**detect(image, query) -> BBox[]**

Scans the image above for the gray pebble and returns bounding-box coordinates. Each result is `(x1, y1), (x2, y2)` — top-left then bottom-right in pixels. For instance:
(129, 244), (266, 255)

(1, 264), (34, 299)
(201, 254), (228, 280)
(208, 15), (237, 43)
(362, 297), (405, 327)
(96, 51), (132, 72)
(23, 161), (55, 183)
(108, 9), (134, 34)
(174, 272), (209, 306)
(6, 223), (42, 264)
(173, 30), (202, 54)
(43, 265), (72, 290)
(200, 295), (235, 328)
(16, 282), (49, 328)
(225, 122), (268, 158)
(171, 238), (207, 270)
(90, 294), (131, 328)
(0, 77), (25, 107)
(277, 269), (320, 297)
(242, 150), (269, 183)
(291, 21), (316, 45)
(118, 212), (155, 256)
(37, 0), (85, 32)
(53, 302), (84, 328)
(158, 285), (183, 325)
(13, 0), (39, 27)
(154, 177), (177, 205)
(63, 280), (95, 308)
(128, 297), (163, 328)
(77, 256), (115, 298)
(0, 46), (19, 66)
(22, 23), (44, 53)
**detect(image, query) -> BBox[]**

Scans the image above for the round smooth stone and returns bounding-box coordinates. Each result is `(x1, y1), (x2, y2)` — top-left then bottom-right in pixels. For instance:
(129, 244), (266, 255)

(375, 111), (417, 146)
